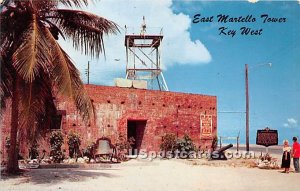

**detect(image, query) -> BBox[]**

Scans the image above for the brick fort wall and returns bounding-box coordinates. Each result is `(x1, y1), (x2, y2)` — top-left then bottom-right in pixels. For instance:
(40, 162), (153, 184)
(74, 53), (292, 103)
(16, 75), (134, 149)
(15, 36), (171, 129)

(0, 85), (217, 159)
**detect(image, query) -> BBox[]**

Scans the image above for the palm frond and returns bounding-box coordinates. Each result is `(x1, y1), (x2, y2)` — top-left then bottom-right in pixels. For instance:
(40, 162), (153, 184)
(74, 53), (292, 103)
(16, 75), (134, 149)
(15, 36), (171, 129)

(43, 19), (66, 40)
(18, 73), (56, 141)
(44, 27), (95, 123)
(60, 49), (95, 124)
(0, 0), (11, 10)
(12, 14), (52, 82)
(58, 0), (89, 7)
(49, 9), (119, 58)
(44, 27), (73, 97)
(0, 5), (15, 48)
(32, 0), (58, 12)
(0, 54), (14, 112)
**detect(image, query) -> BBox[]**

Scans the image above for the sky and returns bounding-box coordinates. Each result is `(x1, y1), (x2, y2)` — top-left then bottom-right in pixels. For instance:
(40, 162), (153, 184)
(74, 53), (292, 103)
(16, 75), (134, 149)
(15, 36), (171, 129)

(59, 0), (300, 144)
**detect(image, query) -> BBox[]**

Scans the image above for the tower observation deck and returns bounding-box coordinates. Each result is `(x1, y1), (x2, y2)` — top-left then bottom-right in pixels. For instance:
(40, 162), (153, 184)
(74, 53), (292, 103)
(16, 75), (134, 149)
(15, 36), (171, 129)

(124, 17), (168, 91)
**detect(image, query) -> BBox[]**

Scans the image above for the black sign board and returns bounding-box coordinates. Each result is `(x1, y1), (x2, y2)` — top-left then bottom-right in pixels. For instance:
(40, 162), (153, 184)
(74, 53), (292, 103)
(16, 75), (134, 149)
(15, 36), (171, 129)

(256, 128), (278, 147)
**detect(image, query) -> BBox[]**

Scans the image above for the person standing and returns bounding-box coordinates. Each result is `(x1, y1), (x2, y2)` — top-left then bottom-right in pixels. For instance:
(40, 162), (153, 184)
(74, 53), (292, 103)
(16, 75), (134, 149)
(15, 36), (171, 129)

(292, 137), (300, 173)
(281, 140), (291, 173)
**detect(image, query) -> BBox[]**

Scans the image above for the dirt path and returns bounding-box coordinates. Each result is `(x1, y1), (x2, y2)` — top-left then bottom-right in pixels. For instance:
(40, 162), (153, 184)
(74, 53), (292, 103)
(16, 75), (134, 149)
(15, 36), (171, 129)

(1, 159), (299, 191)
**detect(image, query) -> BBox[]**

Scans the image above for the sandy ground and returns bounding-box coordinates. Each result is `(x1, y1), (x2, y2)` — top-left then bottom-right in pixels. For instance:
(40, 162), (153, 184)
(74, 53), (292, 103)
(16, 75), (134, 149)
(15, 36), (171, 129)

(0, 158), (299, 191)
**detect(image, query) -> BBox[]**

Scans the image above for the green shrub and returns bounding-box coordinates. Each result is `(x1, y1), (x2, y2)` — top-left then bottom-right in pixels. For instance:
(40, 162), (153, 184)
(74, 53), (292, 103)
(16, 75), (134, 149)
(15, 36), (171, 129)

(115, 134), (135, 161)
(50, 131), (64, 163)
(160, 133), (177, 153)
(176, 134), (195, 158)
(82, 142), (96, 161)
(67, 131), (81, 159)
(115, 133), (135, 151)
(29, 141), (39, 159)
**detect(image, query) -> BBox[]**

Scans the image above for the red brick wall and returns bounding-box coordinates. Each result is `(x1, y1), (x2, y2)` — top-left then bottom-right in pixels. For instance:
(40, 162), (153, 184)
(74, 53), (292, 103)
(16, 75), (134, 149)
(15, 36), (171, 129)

(1, 85), (217, 159)
(58, 85), (217, 152)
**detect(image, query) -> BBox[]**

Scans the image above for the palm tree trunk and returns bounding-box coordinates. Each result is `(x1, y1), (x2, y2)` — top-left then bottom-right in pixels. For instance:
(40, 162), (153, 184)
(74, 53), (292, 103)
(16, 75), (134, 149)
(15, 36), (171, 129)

(7, 76), (20, 174)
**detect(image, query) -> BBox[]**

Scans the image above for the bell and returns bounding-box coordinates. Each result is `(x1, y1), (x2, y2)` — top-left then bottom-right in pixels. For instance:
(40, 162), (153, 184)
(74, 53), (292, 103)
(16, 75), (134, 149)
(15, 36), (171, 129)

(95, 139), (112, 155)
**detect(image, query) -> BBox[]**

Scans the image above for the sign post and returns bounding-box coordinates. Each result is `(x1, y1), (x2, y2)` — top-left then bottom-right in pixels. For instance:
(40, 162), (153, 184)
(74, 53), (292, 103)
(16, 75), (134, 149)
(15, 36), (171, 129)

(200, 115), (213, 139)
(256, 127), (278, 153)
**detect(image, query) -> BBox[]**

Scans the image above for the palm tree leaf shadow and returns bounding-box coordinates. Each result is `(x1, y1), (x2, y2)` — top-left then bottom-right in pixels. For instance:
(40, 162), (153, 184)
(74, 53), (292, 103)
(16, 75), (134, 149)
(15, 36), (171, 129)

(1, 168), (120, 185)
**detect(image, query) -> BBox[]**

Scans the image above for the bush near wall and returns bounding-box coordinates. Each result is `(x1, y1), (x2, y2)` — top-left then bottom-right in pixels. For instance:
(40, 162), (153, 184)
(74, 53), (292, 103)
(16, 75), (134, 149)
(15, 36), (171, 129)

(67, 131), (81, 159)
(50, 131), (64, 163)
(176, 134), (196, 158)
(160, 133), (177, 154)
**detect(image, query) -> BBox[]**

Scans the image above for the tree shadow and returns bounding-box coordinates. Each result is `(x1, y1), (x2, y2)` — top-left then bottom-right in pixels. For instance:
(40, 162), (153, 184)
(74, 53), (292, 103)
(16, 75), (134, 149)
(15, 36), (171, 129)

(1, 168), (120, 185)
(1, 168), (30, 180)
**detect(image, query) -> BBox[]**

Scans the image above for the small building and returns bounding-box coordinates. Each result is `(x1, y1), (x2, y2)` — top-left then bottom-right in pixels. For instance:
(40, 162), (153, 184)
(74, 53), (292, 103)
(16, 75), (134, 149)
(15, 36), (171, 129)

(58, 85), (217, 151)
(1, 84), (217, 159)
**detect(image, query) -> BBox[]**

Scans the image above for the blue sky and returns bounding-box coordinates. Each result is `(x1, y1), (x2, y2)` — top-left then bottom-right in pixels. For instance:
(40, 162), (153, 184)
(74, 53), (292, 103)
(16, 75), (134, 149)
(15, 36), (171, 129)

(168, 1), (300, 144)
(59, 0), (300, 144)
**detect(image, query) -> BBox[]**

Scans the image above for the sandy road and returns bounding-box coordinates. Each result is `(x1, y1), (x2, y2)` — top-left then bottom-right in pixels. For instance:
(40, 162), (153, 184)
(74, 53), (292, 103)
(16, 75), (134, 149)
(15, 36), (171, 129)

(1, 159), (299, 191)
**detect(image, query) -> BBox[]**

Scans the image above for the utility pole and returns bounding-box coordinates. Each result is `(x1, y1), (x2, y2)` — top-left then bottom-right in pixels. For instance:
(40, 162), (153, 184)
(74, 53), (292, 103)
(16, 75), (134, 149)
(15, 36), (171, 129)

(245, 64), (249, 152)
(85, 61), (90, 84)
(244, 63), (271, 152)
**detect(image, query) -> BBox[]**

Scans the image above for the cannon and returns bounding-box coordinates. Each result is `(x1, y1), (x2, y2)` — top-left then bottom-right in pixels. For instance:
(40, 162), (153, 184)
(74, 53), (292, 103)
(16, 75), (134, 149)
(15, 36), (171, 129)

(210, 143), (233, 160)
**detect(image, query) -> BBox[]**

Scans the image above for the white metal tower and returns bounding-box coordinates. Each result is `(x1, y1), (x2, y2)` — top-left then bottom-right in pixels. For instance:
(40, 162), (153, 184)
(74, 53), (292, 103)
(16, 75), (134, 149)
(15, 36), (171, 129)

(124, 17), (168, 91)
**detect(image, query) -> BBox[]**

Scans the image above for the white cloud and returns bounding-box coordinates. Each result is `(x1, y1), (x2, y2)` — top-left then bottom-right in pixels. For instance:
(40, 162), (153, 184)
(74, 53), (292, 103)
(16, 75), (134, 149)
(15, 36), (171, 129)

(59, 0), (211, 85)
(247, 0), (259, 3)
(283, 118), (298, 128)
(287, 118), (297, 125)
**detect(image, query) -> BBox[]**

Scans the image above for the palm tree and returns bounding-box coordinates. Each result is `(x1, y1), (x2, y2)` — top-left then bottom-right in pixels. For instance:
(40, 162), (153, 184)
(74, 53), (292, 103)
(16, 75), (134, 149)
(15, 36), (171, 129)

(0, 0), (119, 174)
